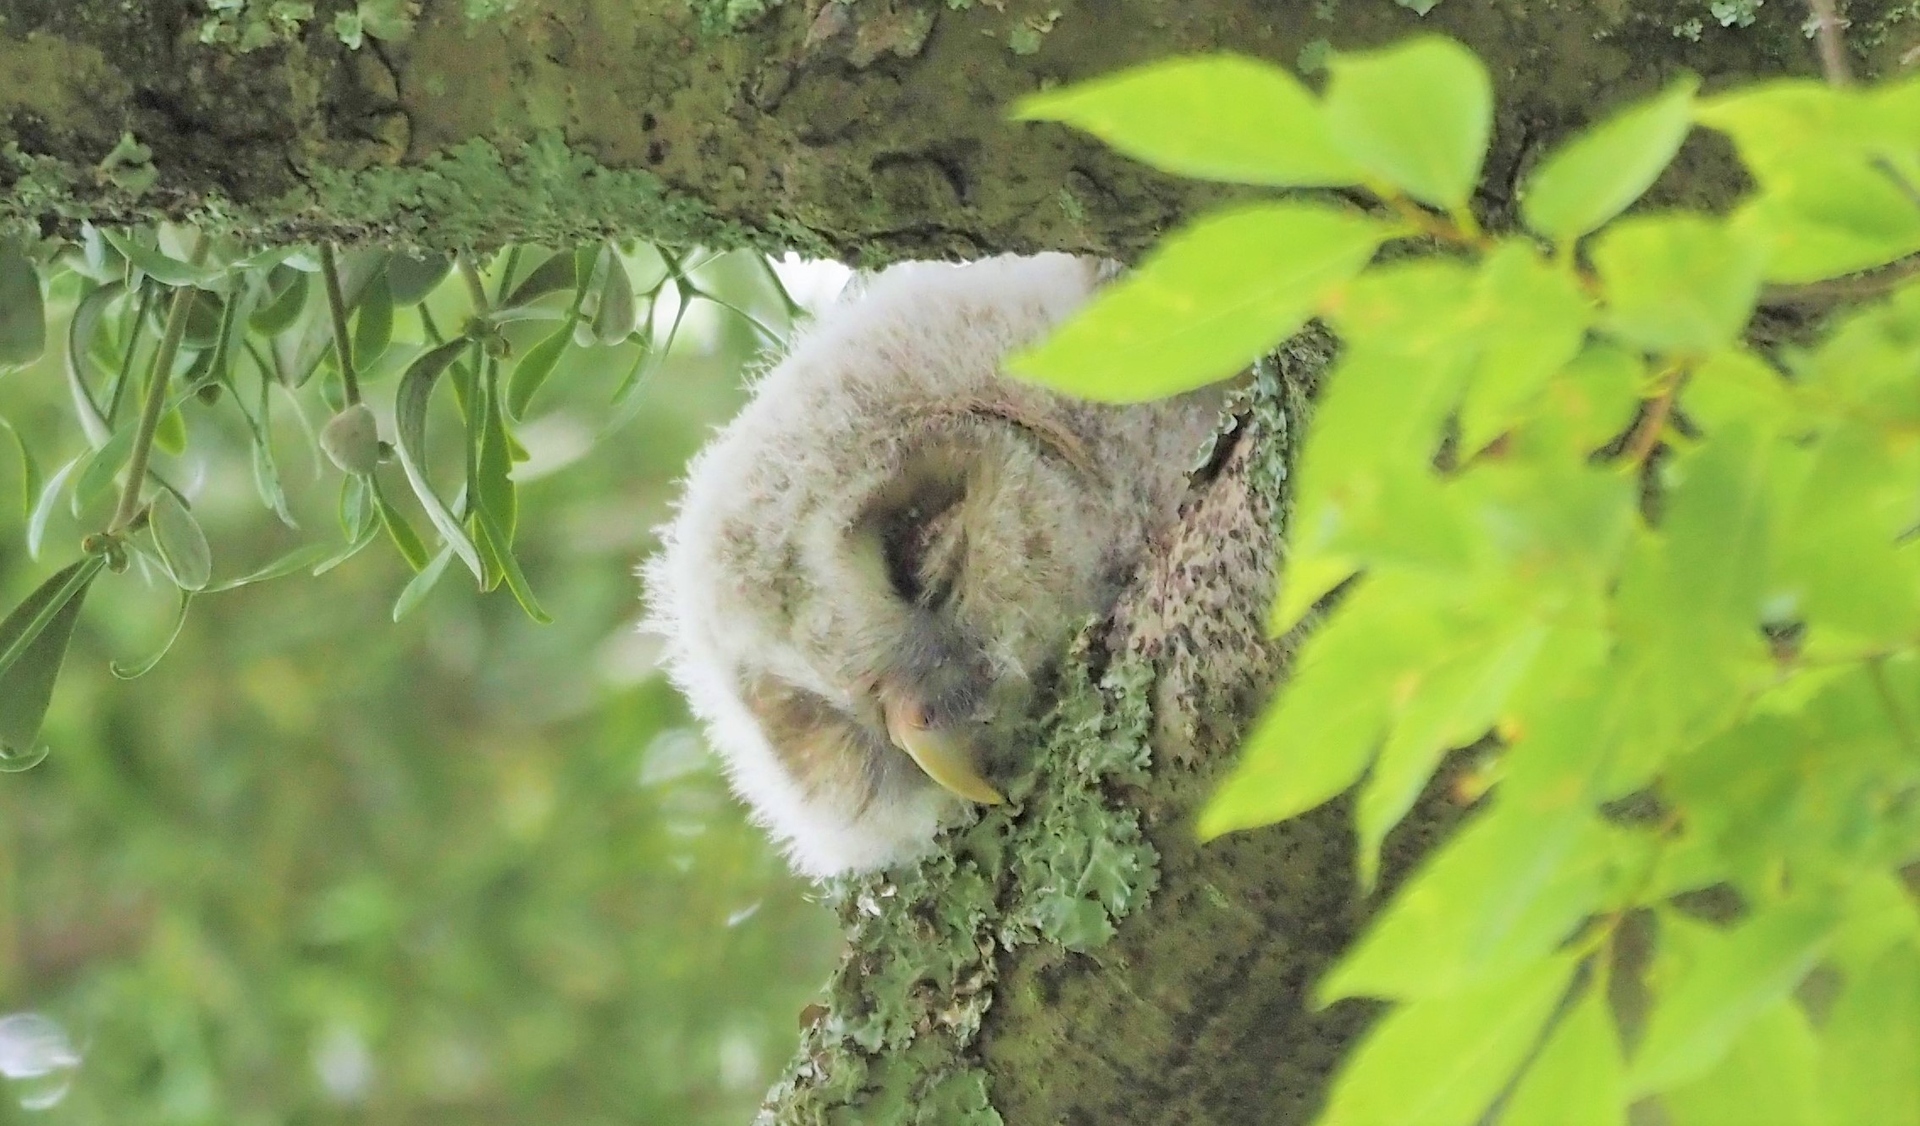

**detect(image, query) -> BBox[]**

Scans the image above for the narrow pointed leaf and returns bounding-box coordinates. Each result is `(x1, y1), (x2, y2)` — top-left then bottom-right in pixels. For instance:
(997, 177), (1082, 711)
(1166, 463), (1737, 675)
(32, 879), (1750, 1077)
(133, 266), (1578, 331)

(392, 338), (485, 580)
(28, 457), (81, 560)
(0, 244), (46, 368)
(101, 230), (220, 288)
(592, 246), (638, 344)
(474, 503), (551, 623)
(1013, 55), (1363, 187)
(0, 556), (106, 760)
(370, 474), (431, 573)
(502, 250), (580, 310)
(203, 543), (337, 592)
(64, 280), (124, 444)
(393, 544), (455, 621)
(0, 416), (42, 523)
(507, 324), (574, 419)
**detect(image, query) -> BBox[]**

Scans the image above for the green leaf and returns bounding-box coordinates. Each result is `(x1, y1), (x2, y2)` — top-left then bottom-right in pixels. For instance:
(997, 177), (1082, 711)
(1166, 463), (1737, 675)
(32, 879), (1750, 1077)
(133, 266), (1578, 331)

(72, 427), (134, 517)
(475, 369), (516, 542)
(1521, 77), (1698, 242)
(370, 474), (431, 573)
(1592, 214), (1765, 354)
(1820, 939), (1920, 1125)
(109, 589), (194, 679)
(506, 323), (575, 419)
(149, 489), (212, 592)
(0, 556), (105, 764)
(353, 272), (394, 370)
(392, 544), (456, 621)
(591, 245), (638, 344)
(101, 229), (221, 288)
(1459, 241), (1592, 454)
(0, 243), (47, 368)
(1202, 575), (1446, 838)
(1663, 1001), (1821, 1126)
(1319, 954), (1576, 1126)
(0, 415), (43, 523)
(386, 249), (452, 305)
(1012, 54), (1363, 187)
(1323, 36), (1492, 211)
(502, 249), (580, 311)
(1538, 342), (1644, 453)
(1010, 202), (1391, 401)
(202, 543), (337, 592)
(249, 265), (309, 335)
(1735, 160), (1920, 284)
(28, 456), (81, 560)
(63, 280), (124, 445)
(473, 503), (551, 623)
(392, 338), (485, 580)
(1354, 615), (1551, 887)
(1501, 983), (1627, 1126)
(1325, 804), (1608, 1000)
(1628, 902), (1835, 1095)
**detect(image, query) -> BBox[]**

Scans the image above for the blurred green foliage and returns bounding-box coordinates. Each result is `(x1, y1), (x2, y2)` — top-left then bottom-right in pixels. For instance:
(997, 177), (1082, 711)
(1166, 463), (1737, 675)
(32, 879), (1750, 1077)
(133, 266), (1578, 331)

(0, 245), (841, 1123)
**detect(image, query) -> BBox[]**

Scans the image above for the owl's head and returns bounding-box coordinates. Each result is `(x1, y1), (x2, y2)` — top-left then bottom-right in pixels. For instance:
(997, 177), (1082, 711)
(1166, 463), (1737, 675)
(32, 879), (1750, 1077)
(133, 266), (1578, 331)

(645, 254), (1214, 878)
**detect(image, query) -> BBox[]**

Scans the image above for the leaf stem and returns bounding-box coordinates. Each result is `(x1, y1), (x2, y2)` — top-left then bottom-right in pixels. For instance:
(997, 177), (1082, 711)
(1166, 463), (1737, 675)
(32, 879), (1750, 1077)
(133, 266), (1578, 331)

(318, 242), (362, 407)
(1804, 0), (1853, 86)
(1622, 368), (1686, 467)
(104, 282), (156, 425)
(109, 239), (206, 535)
(459, 255), (492, 316)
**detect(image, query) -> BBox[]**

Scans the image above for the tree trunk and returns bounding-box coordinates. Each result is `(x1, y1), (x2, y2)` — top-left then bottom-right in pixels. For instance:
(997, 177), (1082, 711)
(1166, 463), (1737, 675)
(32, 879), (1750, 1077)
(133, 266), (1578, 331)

(0, 0), (1880, 257)
(0, 1), (1888, 1122)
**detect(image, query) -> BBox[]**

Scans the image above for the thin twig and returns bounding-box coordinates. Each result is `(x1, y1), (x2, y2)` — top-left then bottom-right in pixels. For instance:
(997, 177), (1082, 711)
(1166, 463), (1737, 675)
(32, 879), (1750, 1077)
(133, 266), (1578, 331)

(1806, 0), (1854, 86)
(318, 242), (362, 407)
(104, 282), (157, 426)
(458, 255), (492, 315)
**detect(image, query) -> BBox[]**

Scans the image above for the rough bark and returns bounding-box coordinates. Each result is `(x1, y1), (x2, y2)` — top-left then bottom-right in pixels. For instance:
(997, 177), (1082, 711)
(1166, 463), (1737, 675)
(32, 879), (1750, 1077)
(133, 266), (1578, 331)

(0, 0), (1896, 258)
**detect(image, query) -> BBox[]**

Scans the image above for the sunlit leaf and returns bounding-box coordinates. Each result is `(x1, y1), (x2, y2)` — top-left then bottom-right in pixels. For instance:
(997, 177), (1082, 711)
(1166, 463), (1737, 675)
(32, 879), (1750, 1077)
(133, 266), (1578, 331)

(149, 489), (212, 592)
(1820, 939), (1920, 1125)
(1628, 902), (1835, 1094)
(1011, 202), (1393, 401)
(1459, 241), (1591, 453)
(1521, 77), (1698, 242)
(1319, 953), (1576, 1126)
(0, 556), (106, 762)
(1592, 214), (1765, 353)
(392, 338), (485, 580)
(0, 242), (46, 368)
(1663, 1000), (1821, 1126)
(1013, 55), (1363, 187)
(1501, 983), (1626, 1126)
(1323, 36), (1491, 210)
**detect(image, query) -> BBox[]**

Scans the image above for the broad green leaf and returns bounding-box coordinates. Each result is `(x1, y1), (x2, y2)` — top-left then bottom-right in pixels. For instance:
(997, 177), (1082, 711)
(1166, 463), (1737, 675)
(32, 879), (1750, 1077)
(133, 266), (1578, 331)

(353, 272), (394, 370)
(1459, 241), (1591, 453)
(1321, 258), (1478, 355)
(392, 339), (485, 580)
(1501, 984), (1627, 1126)
(1820, 939), (1920, 1125)
(1540, 342), (1643, 452)
(1323, 36), (1492, 211)
(1682, 348), (1792, 435)
(63, 280), (124, 446)
(1663, 1001), (1820, 1126)
(0, 556), (106, 762)
(109, 590), (194, 679)
(1011, 203), (1391, 401)
(1319, 954), (1576, 1126)
(0, 243), (46, 368)
(1355, 616), (1551, 885)
(506, 323), (574, 419)
(370, 474), (431, 573)
(1772, 421), (1920, 643)
(1592, 214), (1765, 354)
(1696, 80), (1865, 185)
(149, 490), (211, 591)
(1203, 575), (1446, 837)
(386, 250), (452, 305)
(393, 544), (456, 621)
(1652, 422), (1775, 635)
(1521, 77), (1698, 241)
(1735, 160), (1920, 283)
(1013, 55), (1363, 187)
(1628, 902), (1835, 1094)
(1324, 805), (1608, 999)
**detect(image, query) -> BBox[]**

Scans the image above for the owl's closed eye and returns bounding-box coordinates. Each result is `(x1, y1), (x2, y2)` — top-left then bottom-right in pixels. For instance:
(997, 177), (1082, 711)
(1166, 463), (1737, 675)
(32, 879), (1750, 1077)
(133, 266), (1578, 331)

(644, 253), (1223, 878)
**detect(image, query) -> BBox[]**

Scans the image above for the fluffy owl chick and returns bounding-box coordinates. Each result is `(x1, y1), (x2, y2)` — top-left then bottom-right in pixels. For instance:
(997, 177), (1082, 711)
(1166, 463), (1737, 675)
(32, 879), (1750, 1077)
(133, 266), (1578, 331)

(645, 253), (1221, 879)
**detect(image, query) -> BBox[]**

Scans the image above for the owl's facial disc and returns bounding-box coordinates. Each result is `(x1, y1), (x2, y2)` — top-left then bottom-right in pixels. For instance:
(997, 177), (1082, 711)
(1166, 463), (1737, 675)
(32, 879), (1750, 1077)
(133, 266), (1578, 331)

(879, 686), (1005, 806)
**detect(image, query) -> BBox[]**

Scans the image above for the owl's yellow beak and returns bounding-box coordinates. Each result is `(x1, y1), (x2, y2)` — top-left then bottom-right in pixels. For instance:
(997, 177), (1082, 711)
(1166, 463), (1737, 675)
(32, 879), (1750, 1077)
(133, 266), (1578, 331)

(882, 695), (1005, 805)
